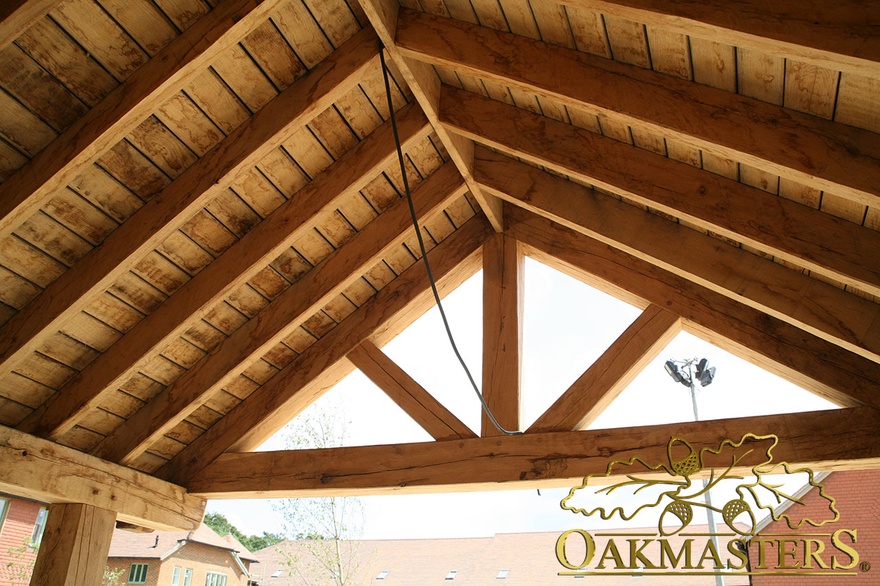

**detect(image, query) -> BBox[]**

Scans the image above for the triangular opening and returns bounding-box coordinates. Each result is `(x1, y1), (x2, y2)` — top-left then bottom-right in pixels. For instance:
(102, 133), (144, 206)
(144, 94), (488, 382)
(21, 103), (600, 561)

(522, 257), (642, 429)
(587, 330), (839, 431)
(378, 270), (484, 434)
(257, 368), (433, 451)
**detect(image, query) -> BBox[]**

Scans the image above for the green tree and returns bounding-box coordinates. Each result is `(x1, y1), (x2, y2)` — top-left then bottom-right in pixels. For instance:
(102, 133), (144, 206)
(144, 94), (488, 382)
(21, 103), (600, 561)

(103, 565), (126, 586)
(203, 511), (284, 552)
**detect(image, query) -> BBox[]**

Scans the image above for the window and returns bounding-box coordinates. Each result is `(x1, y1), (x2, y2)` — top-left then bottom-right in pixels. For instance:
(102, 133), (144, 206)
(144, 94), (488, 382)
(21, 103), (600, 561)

(496, 569), (510, 579)
(205, 572), (227, 586)
(172, 566), (192, 586)
(128, 563), (148, 584)
(376, 570), (390, 580)
(0, 498), (8, 535)
(30, 507), (48, 549)
(445, 570), (458, 580)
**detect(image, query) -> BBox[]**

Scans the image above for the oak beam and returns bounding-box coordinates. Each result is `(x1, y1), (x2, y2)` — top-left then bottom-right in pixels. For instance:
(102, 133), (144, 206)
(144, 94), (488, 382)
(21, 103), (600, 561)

(482, 231), (523, 436)
(528, 304), (681, 433)
(188, 407), (880, 497)
(561, 0), (880, 76)
(348, 341), (476, 441)
(29, 503), (116, 586)
(400, 9), (880, 208)
(358, 0), (503, 230)
(0, 0), (287, 239)
(95, 162), (467, 465)
(445, 89), (880, 298)
(0, 0), (64, 50)
(507, 209), (880, 411)
(473, 148), (880, 363)
(159, 215), (490, 485)
(16, 31), (393, 440)
(0, 425), (204, 530)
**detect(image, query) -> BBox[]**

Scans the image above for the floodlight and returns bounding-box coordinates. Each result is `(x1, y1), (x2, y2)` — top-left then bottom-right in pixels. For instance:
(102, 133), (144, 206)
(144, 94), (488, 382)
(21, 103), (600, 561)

(695, 358), (716, 387)
(664, 360), (690, 387)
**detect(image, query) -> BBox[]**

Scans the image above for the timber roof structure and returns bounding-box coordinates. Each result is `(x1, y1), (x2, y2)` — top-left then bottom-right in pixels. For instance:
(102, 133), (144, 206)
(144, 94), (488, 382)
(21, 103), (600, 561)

(0, 0), (879, 534)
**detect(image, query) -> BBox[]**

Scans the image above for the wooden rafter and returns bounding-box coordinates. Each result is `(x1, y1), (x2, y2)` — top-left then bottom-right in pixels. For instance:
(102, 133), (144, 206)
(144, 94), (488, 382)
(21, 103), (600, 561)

(0, 0), (289, 240)
(397, 8), (880, 208)
(471, 147), (880, 362)
(159, 215), (491, 485)
(187, 407), (880, 497)
(0, 0), (64, 49)
(95, 161), (468, 465)
(3, 27), (382, 396)
(528, 304), (681, 433)
(560, 0), (880, 76)
(358, 0), (504, 231)
(482, 231), (523, 436)
(0, 425), (204, 530)
(348, 340), (476, 441)
(508, 208), (880, 410)
(18, 101), (430, 441)
(462, 113), (880, 298)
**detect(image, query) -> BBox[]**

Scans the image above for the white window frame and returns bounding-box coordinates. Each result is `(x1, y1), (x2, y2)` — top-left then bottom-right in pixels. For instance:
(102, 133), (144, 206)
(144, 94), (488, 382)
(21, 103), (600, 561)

(183, 568), (193, 586)
(205, 572), (227, 586)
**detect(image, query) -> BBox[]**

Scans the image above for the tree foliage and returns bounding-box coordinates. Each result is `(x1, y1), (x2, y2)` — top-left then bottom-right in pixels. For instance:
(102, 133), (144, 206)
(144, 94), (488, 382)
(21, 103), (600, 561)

(203, 511), (285, 552)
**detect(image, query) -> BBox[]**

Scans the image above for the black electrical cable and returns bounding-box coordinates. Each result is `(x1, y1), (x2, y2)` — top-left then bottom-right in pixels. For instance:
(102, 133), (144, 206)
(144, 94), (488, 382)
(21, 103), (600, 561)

(379, 48), (520, 436)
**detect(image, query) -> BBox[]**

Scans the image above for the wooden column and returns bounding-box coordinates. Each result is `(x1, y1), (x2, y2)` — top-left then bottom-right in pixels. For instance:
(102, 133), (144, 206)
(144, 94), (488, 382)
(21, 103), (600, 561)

(482, 231), (523, 436)
(29, 503), (116, 586)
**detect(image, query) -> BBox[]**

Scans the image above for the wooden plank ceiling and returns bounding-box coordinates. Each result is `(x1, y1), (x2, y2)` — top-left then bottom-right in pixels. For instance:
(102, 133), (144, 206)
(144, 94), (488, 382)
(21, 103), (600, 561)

(0, 0), (878, 522)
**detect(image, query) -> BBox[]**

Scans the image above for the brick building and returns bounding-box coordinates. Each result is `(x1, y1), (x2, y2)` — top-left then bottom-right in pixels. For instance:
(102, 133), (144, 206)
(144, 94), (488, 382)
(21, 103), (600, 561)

(106, 523), (259, 586)
(0, 496), (47, 586)
(748, 469), (880, 585)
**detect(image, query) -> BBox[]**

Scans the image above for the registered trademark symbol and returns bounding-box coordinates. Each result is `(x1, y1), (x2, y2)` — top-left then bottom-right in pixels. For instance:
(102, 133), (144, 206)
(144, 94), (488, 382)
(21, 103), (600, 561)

(859, 561), (871, 573)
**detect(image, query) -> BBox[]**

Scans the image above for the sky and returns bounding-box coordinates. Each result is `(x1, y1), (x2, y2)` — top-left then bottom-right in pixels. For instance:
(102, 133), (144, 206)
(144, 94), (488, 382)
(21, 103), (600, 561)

(206, 258), (838, 541)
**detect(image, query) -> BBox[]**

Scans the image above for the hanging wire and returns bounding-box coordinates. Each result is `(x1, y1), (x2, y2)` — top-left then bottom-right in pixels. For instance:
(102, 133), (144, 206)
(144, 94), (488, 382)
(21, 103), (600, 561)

(379, 47), (520, 436)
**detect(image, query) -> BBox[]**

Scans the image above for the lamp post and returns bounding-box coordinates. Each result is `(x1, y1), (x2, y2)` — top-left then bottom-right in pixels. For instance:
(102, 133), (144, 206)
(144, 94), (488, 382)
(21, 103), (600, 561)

(664, 357), (723, 586)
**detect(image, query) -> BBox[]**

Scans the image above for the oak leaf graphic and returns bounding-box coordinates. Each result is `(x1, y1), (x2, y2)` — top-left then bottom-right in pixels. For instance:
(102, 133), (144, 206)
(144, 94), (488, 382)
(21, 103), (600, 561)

(560, 433), (838, 536)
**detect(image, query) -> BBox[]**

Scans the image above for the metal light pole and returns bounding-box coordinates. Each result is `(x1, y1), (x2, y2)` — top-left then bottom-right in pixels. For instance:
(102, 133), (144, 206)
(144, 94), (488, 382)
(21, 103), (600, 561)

(664, 358), (723, 586)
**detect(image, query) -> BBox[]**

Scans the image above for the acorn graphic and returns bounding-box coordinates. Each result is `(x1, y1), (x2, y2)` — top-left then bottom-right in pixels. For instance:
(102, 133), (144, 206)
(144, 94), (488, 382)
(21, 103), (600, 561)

(722, 499), (756, 535)
(659, 500), (693, 535)
(668, 438), (700, 477)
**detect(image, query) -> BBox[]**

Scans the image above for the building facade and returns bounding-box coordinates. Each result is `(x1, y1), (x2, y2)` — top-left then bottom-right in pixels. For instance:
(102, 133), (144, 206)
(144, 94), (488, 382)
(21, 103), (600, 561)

(108, 524), (259, 586)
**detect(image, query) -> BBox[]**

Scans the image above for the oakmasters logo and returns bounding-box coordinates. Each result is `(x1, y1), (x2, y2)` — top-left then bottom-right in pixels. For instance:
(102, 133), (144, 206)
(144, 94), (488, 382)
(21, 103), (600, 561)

(555, 433), (868, 578)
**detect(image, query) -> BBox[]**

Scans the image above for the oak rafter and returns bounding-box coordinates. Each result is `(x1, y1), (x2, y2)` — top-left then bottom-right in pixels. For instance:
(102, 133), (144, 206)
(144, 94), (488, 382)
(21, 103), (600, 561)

(560, 0), (880, 76)
(0, 0), (64, 49)
(442, 89), (880, 298)
(470, 147), (880, 363)
(358, 0), (503, 231)
(158, 213), (491, 485)
(0, 0), (289, 238)
(397, 8), (880, 208)
(15, 29), (392, 440)
(95, 161), (468, 465)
